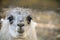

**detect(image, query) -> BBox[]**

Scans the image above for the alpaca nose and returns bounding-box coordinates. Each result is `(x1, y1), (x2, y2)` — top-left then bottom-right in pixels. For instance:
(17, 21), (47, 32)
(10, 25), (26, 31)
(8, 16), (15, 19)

(17, 24), (24, 27)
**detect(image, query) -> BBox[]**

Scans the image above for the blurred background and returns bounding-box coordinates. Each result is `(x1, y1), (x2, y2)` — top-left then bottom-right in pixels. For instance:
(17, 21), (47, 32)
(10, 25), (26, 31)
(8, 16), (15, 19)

(0, 0), (60, 10)
(0, 0), (60, 40)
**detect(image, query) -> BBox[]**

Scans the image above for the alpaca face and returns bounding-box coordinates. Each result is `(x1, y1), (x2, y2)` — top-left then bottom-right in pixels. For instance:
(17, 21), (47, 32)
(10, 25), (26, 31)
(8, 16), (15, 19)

(6, 8), (32, 38)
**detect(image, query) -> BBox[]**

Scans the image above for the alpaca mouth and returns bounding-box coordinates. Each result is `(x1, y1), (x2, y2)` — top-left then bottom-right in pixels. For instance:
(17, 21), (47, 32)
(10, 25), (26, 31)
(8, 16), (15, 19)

(16, 34), (25, 39)
(16, 36), (24, 39)
(19, 34), (23, 36)
(17, 36), (25, 39)
(17, 27), (24, 34)
(17, 32), (24, 36)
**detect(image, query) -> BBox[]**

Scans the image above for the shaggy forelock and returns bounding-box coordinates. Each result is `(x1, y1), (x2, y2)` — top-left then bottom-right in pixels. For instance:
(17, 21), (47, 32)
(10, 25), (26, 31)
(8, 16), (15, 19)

(6, 7), (32, 25)
(6, 7), (31, 18)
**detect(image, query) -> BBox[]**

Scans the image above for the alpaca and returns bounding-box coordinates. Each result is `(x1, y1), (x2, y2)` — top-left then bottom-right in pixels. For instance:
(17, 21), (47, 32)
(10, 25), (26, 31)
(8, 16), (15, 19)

(0, 7), (38, 40)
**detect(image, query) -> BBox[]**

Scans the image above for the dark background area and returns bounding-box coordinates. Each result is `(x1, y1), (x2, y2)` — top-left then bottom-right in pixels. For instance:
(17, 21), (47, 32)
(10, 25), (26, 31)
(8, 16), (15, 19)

(0, 0), (60, 10)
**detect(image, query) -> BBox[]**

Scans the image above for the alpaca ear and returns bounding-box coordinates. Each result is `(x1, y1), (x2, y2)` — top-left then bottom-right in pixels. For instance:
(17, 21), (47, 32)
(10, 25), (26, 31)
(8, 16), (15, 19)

(0, 18), (4, 30)
(0, 16), (3, 30)
(1, 19), (9, 32)
(26, 15), (32, 24)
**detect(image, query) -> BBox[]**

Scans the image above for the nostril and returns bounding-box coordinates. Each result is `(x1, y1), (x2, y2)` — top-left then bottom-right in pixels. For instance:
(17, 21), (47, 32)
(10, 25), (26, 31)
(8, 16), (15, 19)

(17, 24), (24, 27)
(21, 24), (24, 26)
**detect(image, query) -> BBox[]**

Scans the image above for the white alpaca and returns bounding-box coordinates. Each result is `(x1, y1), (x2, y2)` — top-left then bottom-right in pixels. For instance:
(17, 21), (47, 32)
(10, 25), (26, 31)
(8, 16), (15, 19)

(0, 7), (38, 40)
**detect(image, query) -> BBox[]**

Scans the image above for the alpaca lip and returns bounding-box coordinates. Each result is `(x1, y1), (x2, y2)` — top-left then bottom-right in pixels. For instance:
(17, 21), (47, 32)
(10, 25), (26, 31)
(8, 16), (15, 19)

(19, 34), (23, 36)
(18, 34), (24, 37)
(18, 32), (24, 36)
(16, 35), (24, 39)
(17, 27), (24, 33)
(16, 35), (25, 39)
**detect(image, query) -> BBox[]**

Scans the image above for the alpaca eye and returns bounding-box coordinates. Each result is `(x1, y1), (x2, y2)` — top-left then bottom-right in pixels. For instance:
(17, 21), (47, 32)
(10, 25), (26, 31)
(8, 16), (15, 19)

(26, 15), (32, 24)
(8, 15), (14, 24)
